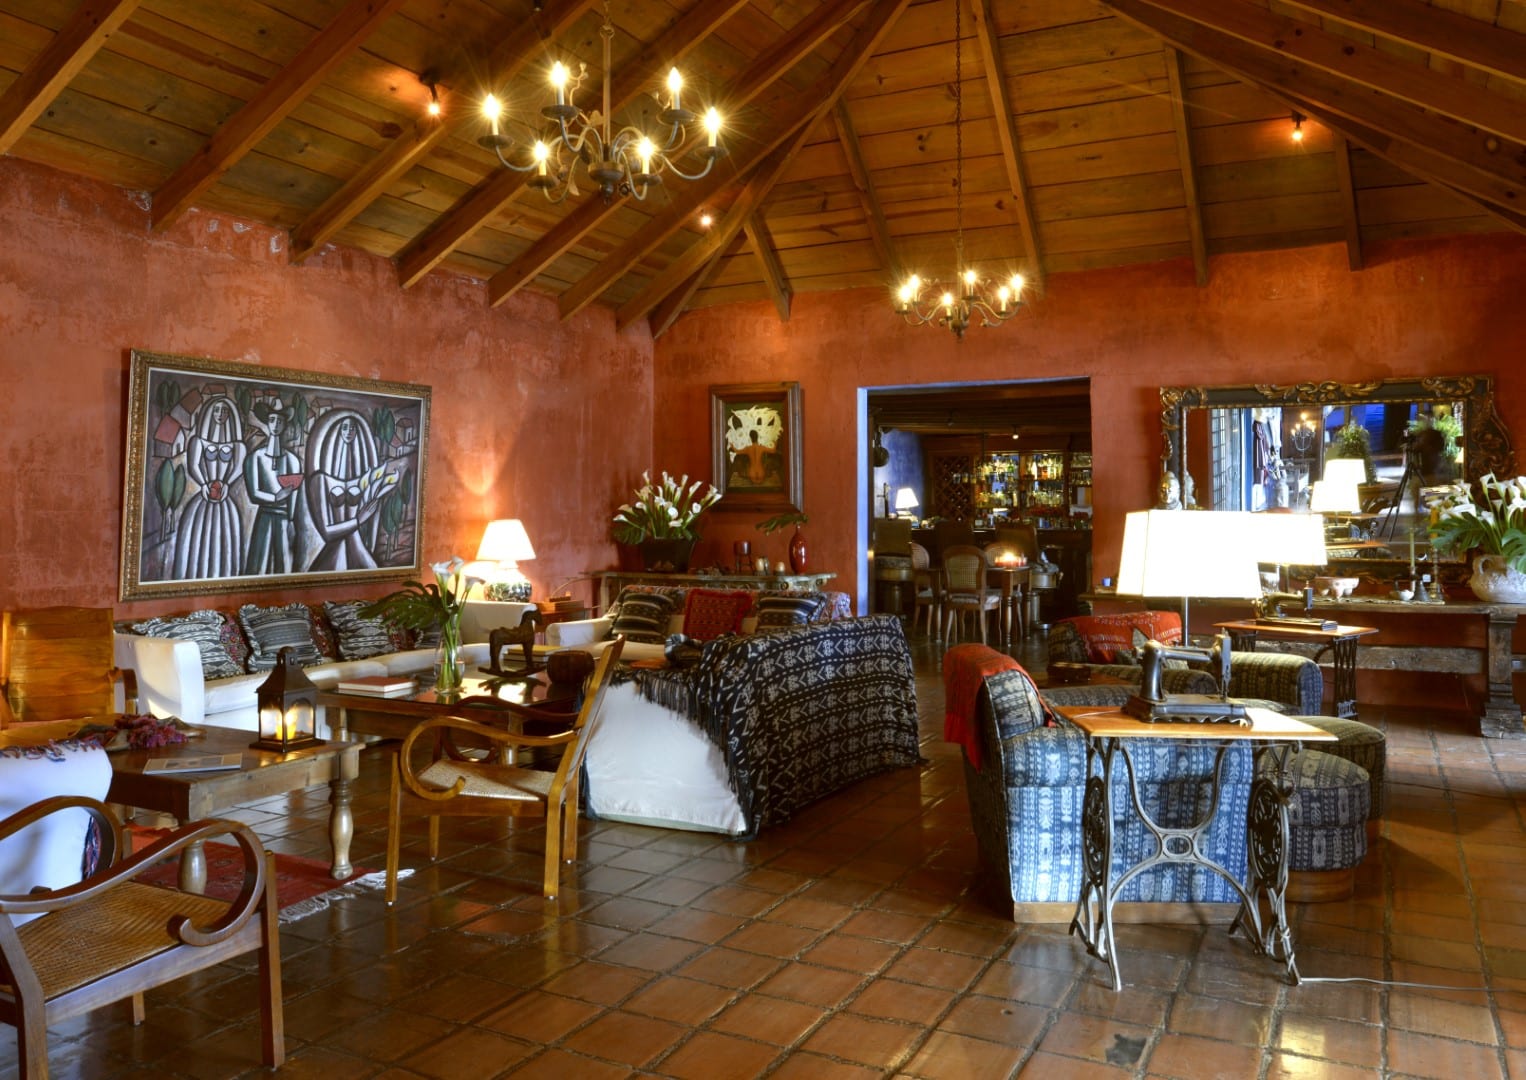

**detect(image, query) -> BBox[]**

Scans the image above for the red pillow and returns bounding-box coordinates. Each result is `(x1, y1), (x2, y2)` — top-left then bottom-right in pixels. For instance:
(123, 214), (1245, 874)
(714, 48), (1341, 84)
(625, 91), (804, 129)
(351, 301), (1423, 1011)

(1063, 612), (1183, 663)
(683, 589), (755, 641)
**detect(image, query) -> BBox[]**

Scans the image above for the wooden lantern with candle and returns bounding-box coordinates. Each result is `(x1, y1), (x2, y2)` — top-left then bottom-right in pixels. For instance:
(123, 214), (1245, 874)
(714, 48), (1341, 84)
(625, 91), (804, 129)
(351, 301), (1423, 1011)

(252, 646), (322, 752)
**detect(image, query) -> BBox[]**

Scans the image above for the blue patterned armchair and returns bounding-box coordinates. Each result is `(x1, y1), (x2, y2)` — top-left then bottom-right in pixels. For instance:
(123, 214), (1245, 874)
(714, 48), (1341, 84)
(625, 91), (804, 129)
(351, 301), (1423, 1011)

(961, 666), (1254, 920)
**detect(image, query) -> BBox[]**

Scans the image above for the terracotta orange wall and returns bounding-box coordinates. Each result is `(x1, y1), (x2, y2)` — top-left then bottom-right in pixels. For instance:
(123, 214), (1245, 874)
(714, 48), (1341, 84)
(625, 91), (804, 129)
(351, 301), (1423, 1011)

(652, 233), (1526, 611)
(0, 157), (653, 618)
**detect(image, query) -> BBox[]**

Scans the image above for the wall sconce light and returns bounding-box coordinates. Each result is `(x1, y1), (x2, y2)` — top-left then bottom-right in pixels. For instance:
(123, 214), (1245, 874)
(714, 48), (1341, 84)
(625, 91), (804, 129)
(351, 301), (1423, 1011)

(253, 647), (322, 753)
(1290, 111), (1305, 143)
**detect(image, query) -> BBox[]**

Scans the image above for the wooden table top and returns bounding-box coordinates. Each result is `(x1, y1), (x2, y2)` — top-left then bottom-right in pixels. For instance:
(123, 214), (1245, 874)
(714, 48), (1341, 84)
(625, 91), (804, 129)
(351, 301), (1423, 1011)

(318, 672), (579, 713)
(1214, 619), (1379, 641)
(1054, 704), (1337, 742)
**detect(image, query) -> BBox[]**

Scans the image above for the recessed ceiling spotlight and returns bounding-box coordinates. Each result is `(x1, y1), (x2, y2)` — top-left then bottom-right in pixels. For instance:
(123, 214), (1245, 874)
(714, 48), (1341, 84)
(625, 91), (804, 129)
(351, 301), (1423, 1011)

(699, 212), (713, 228)
(1290, 111), (1305, 143)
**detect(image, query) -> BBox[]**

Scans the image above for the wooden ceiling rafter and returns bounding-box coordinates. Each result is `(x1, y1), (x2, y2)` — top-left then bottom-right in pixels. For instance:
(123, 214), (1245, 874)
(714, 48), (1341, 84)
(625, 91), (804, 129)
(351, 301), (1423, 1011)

(1331, 133), (1362, 271)
(1162, 46), (1207, 286)
(744, 215), (791, 322)
(1099, 0), (1526, 224)
(150, 0), (408, 231)
(287, 0), (600, 263)
(966, 0), (1044, 292)
(1276, 0), (1526, 85)
(649, 228), (742, 338)
(394, 0), (753, 290)
(0, 0), (143, 158)
(615, 0), (915, 332)
(833, 100), (902, 282)
(1124, 0), (1526, 147)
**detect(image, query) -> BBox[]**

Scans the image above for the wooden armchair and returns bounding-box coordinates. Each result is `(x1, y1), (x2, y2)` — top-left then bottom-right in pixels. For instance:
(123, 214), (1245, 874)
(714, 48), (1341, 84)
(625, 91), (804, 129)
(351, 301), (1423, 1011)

(385, 639), (624, 903)
(2, 607), (137, 735)
(0, 798), (282, 1079)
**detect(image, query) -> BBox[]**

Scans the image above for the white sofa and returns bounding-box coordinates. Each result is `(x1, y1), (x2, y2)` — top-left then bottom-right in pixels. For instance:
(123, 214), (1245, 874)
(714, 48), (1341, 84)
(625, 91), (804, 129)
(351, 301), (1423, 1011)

(113, 632), (489, 733)
(0, 740), (112, 925)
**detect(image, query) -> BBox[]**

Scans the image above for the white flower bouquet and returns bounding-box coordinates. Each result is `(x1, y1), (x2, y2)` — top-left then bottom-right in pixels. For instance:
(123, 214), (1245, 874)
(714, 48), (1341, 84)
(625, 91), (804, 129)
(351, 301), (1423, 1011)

(1427, 473), (1526, 573)
(613, 471), (721, 544)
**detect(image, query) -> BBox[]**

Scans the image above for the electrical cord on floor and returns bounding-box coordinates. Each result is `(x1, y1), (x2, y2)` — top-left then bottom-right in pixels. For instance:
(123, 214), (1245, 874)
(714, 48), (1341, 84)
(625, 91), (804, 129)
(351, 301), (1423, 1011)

(1299, 975), (1491, 991)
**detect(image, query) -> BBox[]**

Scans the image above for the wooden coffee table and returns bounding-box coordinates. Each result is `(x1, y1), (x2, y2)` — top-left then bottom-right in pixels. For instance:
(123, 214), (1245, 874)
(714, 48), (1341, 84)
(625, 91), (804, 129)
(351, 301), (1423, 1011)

(106, 726), (361, 894)
(319, 672), (581, 744)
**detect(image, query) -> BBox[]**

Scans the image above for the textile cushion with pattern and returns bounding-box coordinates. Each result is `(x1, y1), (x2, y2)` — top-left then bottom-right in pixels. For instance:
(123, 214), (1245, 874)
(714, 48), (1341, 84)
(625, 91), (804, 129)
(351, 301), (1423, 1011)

(1049, 611), (1184, 665)
(131, 610), (245, 681)
(682, 589), (754, 642)
(323, 600), (398, 661)
(238, 602), (326, 671)
(753, 593), (826, 630)
(610, 592), (679, 644)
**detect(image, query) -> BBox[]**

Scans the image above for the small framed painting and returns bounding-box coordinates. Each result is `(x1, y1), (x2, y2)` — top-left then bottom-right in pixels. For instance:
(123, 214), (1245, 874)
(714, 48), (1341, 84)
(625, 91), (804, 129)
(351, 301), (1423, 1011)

(120, 349), (430, 600)
(710, 381), (803, 513)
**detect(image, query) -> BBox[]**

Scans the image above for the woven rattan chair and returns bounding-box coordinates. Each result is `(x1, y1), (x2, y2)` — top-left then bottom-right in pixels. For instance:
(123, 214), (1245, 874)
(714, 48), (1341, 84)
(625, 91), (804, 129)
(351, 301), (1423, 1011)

(941, 545), (1002, 643)
(385, 639), (624, 903)
(0, 798), (283, 1079)
(2, 607), (137, 728)
(909, 542), (941, 638)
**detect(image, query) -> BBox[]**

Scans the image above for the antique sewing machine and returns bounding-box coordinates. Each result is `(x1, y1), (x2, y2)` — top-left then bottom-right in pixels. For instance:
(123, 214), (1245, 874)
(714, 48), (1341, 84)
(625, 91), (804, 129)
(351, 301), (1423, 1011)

(1122, 631), (1249, 724)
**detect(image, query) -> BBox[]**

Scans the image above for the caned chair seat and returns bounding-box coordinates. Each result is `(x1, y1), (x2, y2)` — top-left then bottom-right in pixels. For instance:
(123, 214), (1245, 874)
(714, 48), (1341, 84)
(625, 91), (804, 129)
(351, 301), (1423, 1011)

(942, 546), (1001, 644)
(416, 760), (556, 801)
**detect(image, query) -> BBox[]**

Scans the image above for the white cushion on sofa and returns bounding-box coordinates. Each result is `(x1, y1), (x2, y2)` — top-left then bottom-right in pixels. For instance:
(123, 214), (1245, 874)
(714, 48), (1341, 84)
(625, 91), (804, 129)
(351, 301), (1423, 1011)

(203, 672), (272, 713)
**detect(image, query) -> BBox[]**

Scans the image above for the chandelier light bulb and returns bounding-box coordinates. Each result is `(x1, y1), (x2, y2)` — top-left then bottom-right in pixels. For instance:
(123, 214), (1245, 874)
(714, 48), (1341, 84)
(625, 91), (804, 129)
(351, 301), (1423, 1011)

(549, 61), (570, 106)
(1010, 273), (1024, 293)
(667, 67), (683, 110)
(532, 140), (550, 175)
(997, 285), (1011, 309)
(703, 107), (722, 148)
(481, 94), (502, 136)
(940, 291), (954, 310)
(636, 135), (655, 175)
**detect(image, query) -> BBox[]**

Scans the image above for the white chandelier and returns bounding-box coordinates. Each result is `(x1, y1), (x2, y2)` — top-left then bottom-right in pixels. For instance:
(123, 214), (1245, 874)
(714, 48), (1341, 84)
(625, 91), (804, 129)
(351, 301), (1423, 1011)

(892, 1), (1024, 339)
(478, 3), (726, 204)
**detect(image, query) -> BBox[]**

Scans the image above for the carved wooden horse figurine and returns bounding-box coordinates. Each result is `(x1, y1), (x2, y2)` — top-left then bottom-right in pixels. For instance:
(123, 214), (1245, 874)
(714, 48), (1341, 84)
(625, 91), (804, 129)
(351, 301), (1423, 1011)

(486, 608), (543, 677)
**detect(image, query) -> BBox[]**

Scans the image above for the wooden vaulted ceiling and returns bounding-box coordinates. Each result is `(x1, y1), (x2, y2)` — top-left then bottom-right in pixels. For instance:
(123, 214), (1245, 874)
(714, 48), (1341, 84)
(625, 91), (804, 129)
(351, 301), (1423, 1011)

(1, 0), (1522, 338)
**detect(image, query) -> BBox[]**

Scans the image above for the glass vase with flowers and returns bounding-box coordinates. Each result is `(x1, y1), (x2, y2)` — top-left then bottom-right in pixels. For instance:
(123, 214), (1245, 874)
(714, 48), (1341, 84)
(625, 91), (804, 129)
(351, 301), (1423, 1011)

(1426, 473), (1526, 603)
(363, 557), (479, 691)
(612, 471), (721, 572)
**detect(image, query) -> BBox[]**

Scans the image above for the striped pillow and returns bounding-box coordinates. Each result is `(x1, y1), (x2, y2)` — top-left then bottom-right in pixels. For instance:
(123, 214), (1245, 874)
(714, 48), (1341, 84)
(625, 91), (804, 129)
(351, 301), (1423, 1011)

(754, 593), (826, 630)
(323, 601), (394, 661)
(238, 603), (324, 671)
(131, 610), (244, 681)
(609, 592), (677, 644)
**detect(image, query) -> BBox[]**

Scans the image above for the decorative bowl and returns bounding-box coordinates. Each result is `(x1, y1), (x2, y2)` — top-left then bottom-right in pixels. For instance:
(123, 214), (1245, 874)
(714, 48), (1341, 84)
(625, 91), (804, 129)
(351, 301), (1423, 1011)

(1392, 588), (1415, 602)
(1314, 575), (1359, 598)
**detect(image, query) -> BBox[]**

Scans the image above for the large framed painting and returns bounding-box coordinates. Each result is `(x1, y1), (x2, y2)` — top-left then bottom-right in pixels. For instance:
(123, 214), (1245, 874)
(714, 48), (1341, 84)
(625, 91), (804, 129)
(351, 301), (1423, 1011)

(710, 381), (803, 513)
(120, 350), (431, 601)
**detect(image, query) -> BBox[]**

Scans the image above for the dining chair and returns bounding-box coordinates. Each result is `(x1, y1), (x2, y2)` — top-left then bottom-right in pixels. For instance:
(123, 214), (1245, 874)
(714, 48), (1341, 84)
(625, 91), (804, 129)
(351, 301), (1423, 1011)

(2, 607), (136, 728)
(909, 542), (941, 638)
(941, 545), (1002, 644)
(385, 639), (624, 903)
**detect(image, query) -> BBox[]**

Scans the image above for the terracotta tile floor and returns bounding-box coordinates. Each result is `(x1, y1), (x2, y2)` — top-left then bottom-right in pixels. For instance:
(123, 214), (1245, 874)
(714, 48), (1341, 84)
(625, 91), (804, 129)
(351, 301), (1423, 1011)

(9, 638), (1526, 1079)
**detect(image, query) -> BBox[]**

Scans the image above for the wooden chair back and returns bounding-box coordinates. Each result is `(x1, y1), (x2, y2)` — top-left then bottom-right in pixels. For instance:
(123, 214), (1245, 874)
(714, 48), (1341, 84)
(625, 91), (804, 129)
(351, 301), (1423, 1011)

(1, 607), (126, 725)
(941, 546), (991, 595)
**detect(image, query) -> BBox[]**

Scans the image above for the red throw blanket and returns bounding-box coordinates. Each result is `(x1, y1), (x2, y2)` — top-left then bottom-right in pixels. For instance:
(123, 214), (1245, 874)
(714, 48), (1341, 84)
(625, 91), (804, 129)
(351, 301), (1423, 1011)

(943, 644), (1023, 771)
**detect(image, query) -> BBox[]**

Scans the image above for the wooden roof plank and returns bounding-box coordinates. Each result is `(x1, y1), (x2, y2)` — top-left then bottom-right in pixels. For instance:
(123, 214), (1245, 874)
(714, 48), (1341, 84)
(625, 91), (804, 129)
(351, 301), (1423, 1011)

(288, 0), (599, 262)
(833, 100), (902, 281)
(1331, 132), (1363, 270)
(745, 214), (792, 322)
(1163, 45), (1207, 284)
(613, 0), (914, 330)
(150, 0), (408, 231)
(1278, 0), (1526, 85)
(0, 0), (143, 158)
(967, 0), (1045, 290)
(649, 228), (742, 338)
(486, 196), (610, 307)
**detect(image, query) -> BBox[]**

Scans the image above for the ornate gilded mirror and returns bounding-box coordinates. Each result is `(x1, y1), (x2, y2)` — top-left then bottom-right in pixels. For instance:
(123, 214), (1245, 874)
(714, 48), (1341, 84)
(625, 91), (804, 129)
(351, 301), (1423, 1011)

(1159, 376), (1515, 582)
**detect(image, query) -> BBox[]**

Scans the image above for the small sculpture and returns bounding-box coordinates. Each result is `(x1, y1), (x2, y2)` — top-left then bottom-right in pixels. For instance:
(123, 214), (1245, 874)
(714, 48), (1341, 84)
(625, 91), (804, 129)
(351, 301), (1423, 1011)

(484, 609), (543, 678)
(1158, 469), (1182, 510)
(1181, 470), (1198, 509)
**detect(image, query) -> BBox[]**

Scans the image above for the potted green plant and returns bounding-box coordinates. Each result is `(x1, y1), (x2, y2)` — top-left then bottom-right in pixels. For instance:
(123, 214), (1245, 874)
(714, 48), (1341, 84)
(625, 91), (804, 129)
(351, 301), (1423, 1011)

(1427, 473), (1526, 602)
(362, 557), (478, 692)
(612, 471), (721, 572)
(757, 511), (810, 574)
(1329, 420), (1377, 484)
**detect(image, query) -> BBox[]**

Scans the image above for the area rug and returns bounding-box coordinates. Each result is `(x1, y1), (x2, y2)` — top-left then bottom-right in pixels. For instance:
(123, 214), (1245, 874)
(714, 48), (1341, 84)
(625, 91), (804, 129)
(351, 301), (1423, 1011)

(126, 827), (392, 923)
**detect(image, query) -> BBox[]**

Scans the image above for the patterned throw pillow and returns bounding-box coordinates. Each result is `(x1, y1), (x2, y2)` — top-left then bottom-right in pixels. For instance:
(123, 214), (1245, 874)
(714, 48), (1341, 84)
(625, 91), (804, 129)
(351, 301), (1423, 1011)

(754, 593), (826, 631)
(682, 589), (754, 641)
(323, 601), (395, 661)
(609, 592), (677, 644)
(131, 610), (244, 681)
(238, 602), (325, 671)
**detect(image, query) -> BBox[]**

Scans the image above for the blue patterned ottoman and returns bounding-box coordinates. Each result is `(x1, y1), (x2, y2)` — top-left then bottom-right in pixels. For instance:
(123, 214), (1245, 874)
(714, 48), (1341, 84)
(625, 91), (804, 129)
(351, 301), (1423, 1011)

(1285, 715), (1386, 839)
(1260, 748), (1370, 901)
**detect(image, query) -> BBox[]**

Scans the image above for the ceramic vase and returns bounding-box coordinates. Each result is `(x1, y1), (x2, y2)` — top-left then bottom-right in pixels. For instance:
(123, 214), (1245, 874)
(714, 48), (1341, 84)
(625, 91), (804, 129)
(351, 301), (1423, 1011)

(637, 536), (696, 573)
(788, 525), (808, 574)
(1469, 554), (1526, 604)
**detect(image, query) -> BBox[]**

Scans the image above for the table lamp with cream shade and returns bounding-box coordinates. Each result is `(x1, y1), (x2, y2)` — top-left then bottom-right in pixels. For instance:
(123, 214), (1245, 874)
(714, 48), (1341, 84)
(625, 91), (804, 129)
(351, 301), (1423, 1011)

(895, 486), (920, 520)
(1310, 457), (1366, 515)
(1116, 509), (1263, 640)
(473, 518), (536, 601)
(1246, 512), (1334, 627)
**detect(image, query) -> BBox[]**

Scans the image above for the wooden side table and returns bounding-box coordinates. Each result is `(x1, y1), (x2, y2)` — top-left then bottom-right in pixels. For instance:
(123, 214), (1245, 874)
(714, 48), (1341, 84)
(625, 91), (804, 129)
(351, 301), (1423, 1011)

(1214, 619), (1379, 719)
(1056, 704), (1334, 990)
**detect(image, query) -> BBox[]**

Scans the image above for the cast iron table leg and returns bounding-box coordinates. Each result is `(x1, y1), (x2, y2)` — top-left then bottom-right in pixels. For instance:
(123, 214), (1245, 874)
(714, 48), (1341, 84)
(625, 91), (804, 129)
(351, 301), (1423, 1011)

(1070, 738), (1119, 990)
(1233, 743), (1300, 984)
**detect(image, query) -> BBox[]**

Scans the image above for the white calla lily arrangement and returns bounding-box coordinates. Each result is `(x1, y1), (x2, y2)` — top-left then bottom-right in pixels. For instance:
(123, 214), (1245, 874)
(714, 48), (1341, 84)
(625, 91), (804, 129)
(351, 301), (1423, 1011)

(613, 471), (721, 544)
(362, 556), (480, 690)
(1427, 473), (1526, 573)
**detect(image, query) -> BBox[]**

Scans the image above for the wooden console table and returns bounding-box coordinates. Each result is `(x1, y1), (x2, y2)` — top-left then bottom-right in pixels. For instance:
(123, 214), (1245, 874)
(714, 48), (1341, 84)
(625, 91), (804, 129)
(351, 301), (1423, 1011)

(590, 570), (836, 611)
(1215, 620), (1379, 720)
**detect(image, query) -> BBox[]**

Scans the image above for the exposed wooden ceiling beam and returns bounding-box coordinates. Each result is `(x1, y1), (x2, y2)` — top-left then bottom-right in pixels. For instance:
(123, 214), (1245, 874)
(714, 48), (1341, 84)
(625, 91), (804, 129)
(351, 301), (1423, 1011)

(745, 216), (792, 322)
(538, 0), (872, 320)
(0, 0), (144, 158)
(1124, 0), (1526, 146)
(487, 198), (609, 307)
(649, 230), (742, 339)
(396, 0), (752, 290)
(1163, 46), (1207, 285)
(614, 0), (914, 331)
(152, 0), (407, 231)
(1277, 0), (1526, 85)
(288, 0), (598, 262)
(966, 0), (1044, 292)
(1331, 134), (1362, 271)
(1100, 0), (1525, 217)
(833, 101), (902, 282)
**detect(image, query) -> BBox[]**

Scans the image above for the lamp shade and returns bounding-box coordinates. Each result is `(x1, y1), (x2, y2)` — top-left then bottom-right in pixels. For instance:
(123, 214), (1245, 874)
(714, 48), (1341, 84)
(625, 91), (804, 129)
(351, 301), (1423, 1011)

(1116, 510), (1262, 600)
(895, 487), (919, 512)
(1310, 458), (1366, 514)
(1246, 513), (1328, 567)
(477, 519), (536, 564)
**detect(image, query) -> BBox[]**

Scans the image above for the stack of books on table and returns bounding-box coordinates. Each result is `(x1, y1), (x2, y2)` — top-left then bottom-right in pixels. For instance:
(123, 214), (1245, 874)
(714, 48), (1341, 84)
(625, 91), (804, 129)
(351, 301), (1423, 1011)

(335, 675), (418, 697)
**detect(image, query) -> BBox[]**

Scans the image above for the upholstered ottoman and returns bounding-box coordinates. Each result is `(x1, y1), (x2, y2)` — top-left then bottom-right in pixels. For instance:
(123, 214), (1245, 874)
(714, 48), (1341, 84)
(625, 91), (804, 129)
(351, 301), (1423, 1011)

(1261, 748), (1370, 902)
(1286, 716), (1386, 840)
